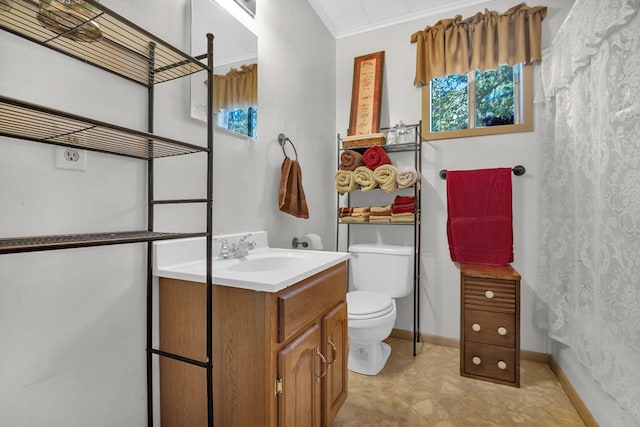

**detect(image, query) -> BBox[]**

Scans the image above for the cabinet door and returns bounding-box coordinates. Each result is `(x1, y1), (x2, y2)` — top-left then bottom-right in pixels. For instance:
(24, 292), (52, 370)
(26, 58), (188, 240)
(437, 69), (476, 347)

(278, 323), (322, 427)
(322, 302), (348, 426)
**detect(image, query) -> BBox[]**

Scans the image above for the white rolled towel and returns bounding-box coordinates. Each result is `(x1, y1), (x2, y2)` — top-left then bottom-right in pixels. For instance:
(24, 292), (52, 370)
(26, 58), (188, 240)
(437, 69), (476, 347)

(396, 168), (421, 189)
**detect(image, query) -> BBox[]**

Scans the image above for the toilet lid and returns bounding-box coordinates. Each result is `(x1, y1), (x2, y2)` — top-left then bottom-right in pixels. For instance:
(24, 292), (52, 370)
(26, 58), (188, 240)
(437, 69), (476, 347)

(347, 291), (394, 320)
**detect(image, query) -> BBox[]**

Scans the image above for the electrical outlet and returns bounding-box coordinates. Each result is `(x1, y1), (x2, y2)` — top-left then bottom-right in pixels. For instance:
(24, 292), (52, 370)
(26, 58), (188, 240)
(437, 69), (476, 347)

(55, 147), (86, 171)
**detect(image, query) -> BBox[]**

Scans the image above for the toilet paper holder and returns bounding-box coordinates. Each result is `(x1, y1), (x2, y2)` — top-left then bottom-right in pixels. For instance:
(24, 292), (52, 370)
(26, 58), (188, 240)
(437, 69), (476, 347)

(291, 237), (308, 248)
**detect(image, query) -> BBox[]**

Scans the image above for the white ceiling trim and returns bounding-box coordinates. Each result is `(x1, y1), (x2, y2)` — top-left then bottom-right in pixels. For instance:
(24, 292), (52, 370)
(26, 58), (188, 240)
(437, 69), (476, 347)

(307, 0), (494, 39)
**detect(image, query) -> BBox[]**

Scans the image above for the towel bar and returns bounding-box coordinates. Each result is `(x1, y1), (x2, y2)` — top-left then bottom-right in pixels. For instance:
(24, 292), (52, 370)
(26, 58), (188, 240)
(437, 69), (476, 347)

(439, 165), (525, 180)
(278, 133), (298, 160)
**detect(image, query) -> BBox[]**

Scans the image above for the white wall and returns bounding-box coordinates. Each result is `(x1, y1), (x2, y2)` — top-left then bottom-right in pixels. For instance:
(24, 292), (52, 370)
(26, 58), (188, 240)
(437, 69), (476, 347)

(0, 0), (335, 424)
(335, 0), (575, 352)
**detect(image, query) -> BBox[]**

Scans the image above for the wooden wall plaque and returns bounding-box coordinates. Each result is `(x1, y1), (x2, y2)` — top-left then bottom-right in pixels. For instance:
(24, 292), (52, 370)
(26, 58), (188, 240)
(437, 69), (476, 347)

(348, 51), (385, 136)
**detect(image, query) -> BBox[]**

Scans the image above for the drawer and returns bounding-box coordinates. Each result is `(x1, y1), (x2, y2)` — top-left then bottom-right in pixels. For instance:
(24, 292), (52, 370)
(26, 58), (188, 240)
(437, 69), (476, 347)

(277, 263), (347, 343)
(463, 341), (516, 384)
(464, 309), (515, 347)
(463, 277), (516, 313)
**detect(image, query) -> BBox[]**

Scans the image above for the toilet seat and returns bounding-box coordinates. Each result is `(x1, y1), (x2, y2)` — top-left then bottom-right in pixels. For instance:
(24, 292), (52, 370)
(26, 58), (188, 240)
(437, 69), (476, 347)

(347, 291), (394, 320)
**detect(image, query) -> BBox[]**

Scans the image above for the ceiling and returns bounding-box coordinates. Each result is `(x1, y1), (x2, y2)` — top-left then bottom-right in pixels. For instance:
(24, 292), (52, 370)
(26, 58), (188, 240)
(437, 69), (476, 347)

(306, 0), (494, 38)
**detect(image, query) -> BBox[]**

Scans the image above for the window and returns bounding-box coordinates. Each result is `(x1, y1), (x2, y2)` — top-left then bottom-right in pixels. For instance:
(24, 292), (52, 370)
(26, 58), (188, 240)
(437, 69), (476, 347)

(423, 63), (532, 140)
(216, 106), (257, 138)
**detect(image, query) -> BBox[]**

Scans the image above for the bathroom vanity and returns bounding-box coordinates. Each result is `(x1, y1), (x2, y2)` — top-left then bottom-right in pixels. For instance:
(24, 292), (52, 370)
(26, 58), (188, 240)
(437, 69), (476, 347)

(154, 234), (349, 426)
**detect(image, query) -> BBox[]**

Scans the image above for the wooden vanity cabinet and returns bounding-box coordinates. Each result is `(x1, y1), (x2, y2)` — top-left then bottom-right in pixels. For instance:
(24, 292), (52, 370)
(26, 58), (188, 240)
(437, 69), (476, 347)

(459, 263), (521, 387)
(159, 261), (348, 427)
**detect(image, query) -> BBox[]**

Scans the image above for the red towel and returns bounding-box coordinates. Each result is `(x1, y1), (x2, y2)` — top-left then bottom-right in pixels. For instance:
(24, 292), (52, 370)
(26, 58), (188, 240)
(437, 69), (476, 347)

(393, 195), (415, 206)
(363, 146), (391, 170)
(391, 206), (415, 215)
(446, 168), (513, 266)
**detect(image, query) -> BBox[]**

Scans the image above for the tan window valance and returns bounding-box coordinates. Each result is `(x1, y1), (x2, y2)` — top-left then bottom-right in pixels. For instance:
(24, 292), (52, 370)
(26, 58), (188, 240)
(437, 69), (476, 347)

(212, 63), (257, 111)
(410, 3), (547, 86)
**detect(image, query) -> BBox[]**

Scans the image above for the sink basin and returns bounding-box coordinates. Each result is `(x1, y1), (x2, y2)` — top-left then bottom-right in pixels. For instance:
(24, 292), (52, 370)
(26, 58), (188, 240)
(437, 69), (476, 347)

(226, 254), (310, 272)
(212, 248), (348, 291)
(154, 235), (349, 292)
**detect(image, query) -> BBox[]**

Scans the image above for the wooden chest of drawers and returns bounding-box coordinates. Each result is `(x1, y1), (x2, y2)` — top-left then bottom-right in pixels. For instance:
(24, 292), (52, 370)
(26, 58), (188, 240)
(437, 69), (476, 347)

(459, 263), (521, 387)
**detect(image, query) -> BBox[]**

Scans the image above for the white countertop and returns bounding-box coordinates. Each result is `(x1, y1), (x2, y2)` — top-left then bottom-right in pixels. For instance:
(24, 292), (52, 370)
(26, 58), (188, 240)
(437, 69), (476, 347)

(153, 233), (349, 293)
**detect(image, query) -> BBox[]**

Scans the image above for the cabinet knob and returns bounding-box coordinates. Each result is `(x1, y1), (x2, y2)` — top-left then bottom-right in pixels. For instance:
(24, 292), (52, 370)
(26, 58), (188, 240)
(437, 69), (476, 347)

(484, 290), (495, 299)
(497, 326), (507, 336)
(497, 360), (507, 370)
(471, 323), (481, 332)
(472, 356), (482, 365)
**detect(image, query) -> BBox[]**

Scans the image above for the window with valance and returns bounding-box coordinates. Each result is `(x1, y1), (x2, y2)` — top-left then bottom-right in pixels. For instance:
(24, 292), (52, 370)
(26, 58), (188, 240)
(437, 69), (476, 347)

(210, 63), (257, 137)
(410, 3), (547, 140)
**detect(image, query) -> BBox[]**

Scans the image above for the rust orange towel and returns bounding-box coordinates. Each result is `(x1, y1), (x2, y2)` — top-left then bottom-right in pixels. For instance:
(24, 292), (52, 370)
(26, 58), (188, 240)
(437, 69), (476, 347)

(446, 168), (512, 266)
(340, 150), (365, 171)
(279, 157), (309, 219)
(363, 146), (391, 170)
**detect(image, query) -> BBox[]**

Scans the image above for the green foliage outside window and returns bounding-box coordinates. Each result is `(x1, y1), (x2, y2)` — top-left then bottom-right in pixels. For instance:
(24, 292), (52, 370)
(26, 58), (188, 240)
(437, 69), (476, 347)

(475, 65), (514, 127)
(430, 64), (518, 133)
(431, 74), (468, 132)
(218, 106), (257, 138)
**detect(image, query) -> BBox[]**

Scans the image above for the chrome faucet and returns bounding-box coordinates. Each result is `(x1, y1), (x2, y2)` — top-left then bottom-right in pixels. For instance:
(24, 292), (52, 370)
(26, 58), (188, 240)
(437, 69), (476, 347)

(215, 234), (256, 260)
(234, 233), (256, 257)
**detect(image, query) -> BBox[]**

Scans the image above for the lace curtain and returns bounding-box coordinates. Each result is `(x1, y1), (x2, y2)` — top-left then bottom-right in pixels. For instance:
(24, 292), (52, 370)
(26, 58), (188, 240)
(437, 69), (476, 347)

(538, 0), (640, 422)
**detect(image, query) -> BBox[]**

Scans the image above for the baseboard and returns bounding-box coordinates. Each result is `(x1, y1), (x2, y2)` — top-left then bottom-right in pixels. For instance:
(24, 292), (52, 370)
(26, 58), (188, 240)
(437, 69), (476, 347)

(390, 328), (459, 348)
(390, 329), (598, 426)
(391, 329), (548, 362)
(549, 355), (600, 427)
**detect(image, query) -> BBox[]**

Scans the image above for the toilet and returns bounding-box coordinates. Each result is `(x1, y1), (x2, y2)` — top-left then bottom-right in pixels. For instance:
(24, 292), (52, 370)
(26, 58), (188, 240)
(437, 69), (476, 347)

(347, 243), (414, 375)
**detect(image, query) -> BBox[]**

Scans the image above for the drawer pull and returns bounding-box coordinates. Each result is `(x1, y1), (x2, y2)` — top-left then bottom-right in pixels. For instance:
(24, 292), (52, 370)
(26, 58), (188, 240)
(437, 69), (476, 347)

(472, 356), (482, 365)
(497, 326), (507, 336)
(471, 323), (481, 332)
(484, 290), (495, 299)
(316, 349), (328, 381)
(497, 360), (507, 370)
(327, 339), (337, 365)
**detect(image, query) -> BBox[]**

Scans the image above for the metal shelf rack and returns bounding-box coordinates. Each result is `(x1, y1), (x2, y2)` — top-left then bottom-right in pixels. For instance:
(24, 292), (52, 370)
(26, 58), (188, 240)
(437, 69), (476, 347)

(1, 1), (214, 425)
(336, 123), (422, 356)
(0, 0), (206, 84)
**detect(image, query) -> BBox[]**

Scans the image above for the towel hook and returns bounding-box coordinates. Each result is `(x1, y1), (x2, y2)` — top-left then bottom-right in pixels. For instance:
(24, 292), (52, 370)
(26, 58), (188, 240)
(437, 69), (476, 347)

(278, 133), (298, 160)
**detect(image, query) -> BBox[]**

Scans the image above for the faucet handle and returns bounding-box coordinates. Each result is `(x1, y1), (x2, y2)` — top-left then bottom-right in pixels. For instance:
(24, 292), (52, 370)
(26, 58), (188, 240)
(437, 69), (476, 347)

(238, 233), (253, 243)
(214, 238), (231, 259)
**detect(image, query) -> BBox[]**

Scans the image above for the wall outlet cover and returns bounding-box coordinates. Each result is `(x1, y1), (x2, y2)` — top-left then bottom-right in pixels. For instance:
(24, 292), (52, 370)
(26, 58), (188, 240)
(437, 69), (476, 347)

(54, 147), (86, 171)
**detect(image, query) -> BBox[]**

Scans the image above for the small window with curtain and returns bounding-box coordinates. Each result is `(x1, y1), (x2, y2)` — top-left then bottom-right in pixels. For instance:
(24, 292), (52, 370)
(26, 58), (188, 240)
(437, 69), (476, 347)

(216, 106), (257, 138)
(213, 63), (257, 138)
(428, 62), (532, 138)
(411, 4), (546, 141)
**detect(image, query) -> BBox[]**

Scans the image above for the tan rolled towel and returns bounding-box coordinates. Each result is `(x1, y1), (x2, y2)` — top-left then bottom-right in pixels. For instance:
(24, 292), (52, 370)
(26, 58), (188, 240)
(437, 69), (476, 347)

(340, 216), (368, 223)
(370, 204), (392, 215)
(351, 206), (371, 213)
(339, 150), (365, 171)
(373, 164), (398, 192)
(369, 216), (391, 223)
(353, 166), (377, 191)
(390, 216), (414, 223)
(335, 170), (356, 194)
(396, 168), (421, 189)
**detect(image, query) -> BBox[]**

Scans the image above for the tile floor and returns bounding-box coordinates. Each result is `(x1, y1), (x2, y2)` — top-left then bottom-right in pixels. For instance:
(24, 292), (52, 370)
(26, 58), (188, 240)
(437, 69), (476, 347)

(332, 337), (586, 426)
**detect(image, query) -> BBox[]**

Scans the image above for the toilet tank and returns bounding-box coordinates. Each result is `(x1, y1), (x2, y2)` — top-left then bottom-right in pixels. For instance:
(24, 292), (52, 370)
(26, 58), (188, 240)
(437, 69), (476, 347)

(348, 243), (414, 298)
